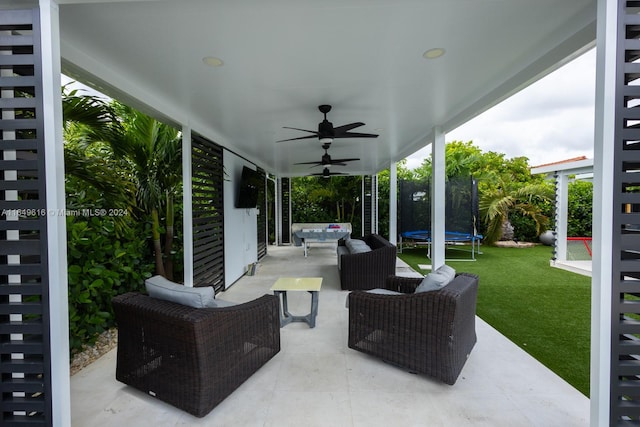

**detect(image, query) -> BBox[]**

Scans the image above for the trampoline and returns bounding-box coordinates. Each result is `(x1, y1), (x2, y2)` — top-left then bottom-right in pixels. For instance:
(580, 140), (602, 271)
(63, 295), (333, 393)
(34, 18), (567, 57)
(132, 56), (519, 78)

(398, 176), (483, 261)
(399, 230), (483, 261)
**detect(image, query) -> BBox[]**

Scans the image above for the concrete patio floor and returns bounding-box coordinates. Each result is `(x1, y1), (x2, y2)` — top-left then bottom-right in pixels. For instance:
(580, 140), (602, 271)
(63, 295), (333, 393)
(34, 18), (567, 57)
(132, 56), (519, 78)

(71, 244), (589, 426)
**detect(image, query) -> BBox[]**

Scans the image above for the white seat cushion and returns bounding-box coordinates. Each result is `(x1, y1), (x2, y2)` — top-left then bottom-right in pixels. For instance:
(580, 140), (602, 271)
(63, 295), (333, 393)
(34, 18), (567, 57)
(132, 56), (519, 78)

(345, 288), (404, 308)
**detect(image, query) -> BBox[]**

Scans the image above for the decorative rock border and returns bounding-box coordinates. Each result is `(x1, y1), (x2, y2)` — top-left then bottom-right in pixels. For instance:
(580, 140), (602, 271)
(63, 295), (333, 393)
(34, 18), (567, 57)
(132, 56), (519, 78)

(70, 328), (118, 376)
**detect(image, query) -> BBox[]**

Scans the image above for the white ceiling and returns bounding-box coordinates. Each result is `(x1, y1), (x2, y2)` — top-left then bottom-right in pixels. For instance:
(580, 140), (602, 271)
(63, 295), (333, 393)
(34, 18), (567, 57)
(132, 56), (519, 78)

(56, 0), (596, 177)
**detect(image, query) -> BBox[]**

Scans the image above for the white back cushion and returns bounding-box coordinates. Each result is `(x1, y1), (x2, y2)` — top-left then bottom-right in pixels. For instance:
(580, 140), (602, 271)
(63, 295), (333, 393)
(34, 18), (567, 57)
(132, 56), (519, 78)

(415, 264), (456, 293)
(145, 275), (217, 308)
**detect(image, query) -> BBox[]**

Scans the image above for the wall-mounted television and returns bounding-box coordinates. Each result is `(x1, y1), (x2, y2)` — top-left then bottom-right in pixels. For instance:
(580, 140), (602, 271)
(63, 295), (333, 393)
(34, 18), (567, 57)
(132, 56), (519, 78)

(236, 166), (261, 208)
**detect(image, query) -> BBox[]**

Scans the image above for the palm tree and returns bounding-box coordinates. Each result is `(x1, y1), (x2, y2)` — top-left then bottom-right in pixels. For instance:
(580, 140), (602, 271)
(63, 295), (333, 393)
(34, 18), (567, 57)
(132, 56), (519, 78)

(62, 87), (135, 232)
(110, 103), (182, 278)
(479, 173), (553, 244)
(63, 87), (182, 278)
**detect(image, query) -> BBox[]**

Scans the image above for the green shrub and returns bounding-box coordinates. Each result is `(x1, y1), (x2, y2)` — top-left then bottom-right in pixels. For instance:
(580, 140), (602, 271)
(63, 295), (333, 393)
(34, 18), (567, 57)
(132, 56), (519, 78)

(509, 212), (539, 242)
(67, 215), (153, 354)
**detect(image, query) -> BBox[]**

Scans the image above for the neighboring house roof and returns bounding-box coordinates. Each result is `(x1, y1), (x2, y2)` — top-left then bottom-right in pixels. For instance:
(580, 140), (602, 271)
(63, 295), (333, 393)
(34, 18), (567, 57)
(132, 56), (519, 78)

(530, 155), (593, 177)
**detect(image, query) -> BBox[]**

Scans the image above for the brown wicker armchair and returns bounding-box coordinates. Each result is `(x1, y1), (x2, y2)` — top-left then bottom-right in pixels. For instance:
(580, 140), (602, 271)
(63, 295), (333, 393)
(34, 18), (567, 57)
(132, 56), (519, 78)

(112, 292), (280, 417)
(337, 234), (397, 290)
(347, 273), (479, 385)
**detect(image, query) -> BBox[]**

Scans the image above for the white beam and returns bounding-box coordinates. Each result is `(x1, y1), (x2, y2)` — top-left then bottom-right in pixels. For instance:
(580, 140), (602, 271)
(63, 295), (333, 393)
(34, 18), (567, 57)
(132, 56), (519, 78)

(389, 163), (397, 245)
(40, 0), (71, 425)
(181, 126), (193, 287)
(431, 127), (446, 268)
(591, 0), (617, 424)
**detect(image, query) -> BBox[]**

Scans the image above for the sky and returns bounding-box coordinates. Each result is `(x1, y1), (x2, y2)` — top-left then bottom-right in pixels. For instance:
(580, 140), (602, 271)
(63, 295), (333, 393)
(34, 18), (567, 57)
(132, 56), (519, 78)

(404, 48), (597, 170)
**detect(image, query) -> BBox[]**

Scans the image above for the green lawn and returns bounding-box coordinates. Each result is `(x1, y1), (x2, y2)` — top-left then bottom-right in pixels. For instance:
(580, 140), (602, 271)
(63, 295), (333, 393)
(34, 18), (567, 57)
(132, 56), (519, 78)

(398, 244), (591, 396)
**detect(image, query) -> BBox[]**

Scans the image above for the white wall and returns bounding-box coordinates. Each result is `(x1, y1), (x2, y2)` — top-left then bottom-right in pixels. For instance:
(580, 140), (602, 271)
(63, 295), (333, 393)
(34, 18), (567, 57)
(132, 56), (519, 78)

(223, 150), (258, 288)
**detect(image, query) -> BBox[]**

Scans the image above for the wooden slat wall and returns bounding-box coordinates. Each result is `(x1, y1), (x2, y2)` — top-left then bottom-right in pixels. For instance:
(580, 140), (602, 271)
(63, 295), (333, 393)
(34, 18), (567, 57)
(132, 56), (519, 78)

(0, 9), (53, 425)
(257, 168), (267, 260)
(191, 135), (225, 293)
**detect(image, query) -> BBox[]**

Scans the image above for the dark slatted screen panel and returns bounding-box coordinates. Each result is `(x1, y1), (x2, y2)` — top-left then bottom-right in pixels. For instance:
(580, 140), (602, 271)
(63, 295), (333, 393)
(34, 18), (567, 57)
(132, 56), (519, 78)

(613, 2), (640, 422)
(363, 175), (373, 235)
(0, 9), (52, 425)
(256, 168), (267, 260)
(280, 178), (290, 244)
(191, 135), (225, 293)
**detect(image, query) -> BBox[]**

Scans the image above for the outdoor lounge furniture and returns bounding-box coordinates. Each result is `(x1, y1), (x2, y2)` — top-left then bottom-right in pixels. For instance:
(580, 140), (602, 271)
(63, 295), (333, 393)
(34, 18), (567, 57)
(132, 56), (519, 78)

(337, 233), (397, 290)
(112, 292), (281, 417)
(347, 273), (479, 385)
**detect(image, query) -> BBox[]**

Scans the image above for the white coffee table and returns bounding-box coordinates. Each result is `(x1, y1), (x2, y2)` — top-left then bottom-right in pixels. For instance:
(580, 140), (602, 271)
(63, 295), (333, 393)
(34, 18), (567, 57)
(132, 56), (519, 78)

(270, 277), (323, 328)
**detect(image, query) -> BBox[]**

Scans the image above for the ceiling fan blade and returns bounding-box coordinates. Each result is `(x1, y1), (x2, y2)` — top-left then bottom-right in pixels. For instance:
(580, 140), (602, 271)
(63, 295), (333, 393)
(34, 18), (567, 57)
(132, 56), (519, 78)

(276, 135), (318, 142)
(294, 161), (323, 165)
(282, 126), (317, 134)
(330, 157), (360, 163)
(333, 122), (365, 134)
(279, 105), (376, 144)
(334, 132), (379, 139)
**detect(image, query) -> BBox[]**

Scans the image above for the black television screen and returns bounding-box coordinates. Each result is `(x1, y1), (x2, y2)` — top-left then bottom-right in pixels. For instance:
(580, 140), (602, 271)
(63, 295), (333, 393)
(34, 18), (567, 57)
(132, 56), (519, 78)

(236, 166), (261, 208)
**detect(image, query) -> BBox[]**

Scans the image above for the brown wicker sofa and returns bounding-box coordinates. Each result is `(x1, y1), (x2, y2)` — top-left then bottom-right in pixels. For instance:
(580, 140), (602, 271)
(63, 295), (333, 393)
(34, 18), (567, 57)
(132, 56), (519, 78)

(347, 273), (479, 385)
(112, 292), (280, 417)
(337, 234), (397, 290)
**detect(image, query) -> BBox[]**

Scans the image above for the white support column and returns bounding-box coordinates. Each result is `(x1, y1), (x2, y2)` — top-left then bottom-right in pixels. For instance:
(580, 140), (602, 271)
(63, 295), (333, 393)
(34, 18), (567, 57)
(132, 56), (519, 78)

(181, 126), (193, 287)
(431, 127), (446, 269)
(374, 174), (379, 235)
(275, 177), (280, 245)
(389, 163), (397, 245)
(361, 177), (365, 235)
(40, 1), (70, 425)
(555, 173), (569, 262)
(591, 0), (616, 424)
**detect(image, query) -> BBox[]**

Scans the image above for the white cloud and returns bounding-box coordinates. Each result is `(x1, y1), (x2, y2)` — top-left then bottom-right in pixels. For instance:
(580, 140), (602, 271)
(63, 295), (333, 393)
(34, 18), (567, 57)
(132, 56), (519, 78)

(406, 48), (596, 169)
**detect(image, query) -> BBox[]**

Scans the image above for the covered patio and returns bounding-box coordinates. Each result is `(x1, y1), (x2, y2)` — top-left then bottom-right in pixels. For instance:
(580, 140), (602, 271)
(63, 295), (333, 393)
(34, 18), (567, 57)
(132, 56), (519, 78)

(0, 0), (635, 426)
(71, 244), (588, 426)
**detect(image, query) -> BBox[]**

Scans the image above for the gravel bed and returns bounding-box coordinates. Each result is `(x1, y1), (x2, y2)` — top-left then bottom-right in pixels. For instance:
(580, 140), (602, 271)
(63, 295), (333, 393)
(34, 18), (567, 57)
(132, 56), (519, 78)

(70, 328), (118, 376)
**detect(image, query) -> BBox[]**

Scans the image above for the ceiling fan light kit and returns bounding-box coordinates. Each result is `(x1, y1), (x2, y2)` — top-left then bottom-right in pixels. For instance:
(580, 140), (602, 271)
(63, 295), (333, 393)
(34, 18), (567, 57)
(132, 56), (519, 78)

(311, 166), (346, 178)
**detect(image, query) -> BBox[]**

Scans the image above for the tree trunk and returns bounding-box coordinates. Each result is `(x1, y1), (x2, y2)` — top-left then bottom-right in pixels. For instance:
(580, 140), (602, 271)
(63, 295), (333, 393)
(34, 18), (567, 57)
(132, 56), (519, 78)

(163, 193), (174, 280)
(151, 208), (166, 277)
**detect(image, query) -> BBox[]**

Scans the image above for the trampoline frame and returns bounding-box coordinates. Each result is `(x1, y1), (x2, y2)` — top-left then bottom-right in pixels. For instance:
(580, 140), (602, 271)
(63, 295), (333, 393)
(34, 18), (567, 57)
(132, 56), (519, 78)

(398, 230), (483, 261)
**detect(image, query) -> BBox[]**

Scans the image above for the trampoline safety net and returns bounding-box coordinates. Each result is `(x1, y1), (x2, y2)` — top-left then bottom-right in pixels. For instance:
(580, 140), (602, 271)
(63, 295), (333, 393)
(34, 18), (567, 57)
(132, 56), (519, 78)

(398, 176), (479, 236)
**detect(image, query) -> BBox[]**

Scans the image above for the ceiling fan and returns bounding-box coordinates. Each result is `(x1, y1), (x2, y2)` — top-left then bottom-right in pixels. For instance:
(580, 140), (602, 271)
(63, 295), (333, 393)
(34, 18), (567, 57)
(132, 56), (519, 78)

(311, 167), (348, 178)
(294, 143), (360, 168)
(277, 104), (379, 143)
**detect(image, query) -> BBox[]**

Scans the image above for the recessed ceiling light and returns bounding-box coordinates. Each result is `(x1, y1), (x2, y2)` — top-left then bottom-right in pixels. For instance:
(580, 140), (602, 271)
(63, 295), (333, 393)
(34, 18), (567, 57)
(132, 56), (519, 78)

(202, 56), (224, 67)
(423, 48), (446, 59)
